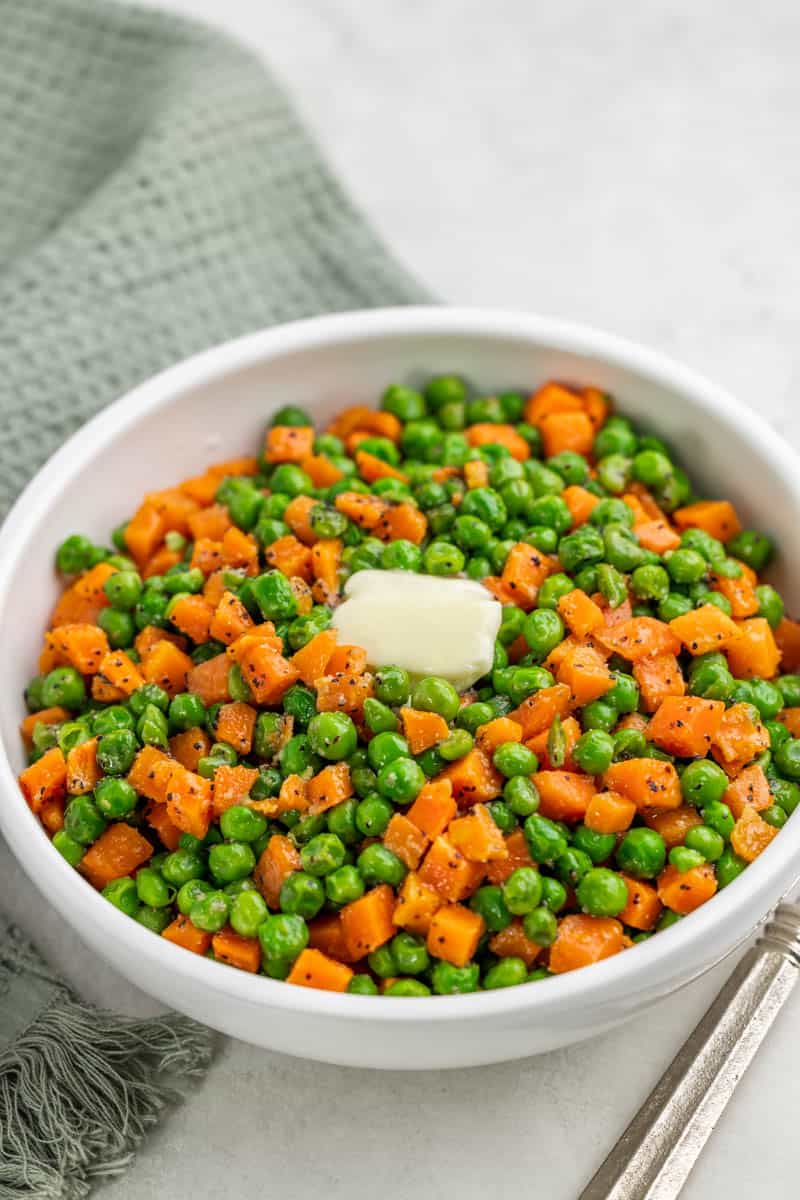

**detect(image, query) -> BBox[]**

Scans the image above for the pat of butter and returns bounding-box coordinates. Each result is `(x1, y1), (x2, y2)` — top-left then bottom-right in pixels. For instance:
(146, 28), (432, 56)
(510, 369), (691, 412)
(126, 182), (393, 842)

(331, 570), (502, 691)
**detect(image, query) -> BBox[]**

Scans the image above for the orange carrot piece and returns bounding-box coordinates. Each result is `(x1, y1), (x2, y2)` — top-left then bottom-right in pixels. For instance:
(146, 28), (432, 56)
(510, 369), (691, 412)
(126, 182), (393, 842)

(776, 617), (800, 672)
(212, 927), (261, 973)
(211, 764), (260, 817)
(97, 650), (145, 696)
(255, 834), (301, 908)
(355, 449), (409, 484)
(525, 382), (584, 424)
(383, 813), (430, 870)
(642, 805), (703, 849)
(326, 644), (368, 676)
(334, 491), (389, 531)
(277, 773), (309, 815)
(340, 884), (397, 959)
(301, 454), (345, 489)
(426, 904), (485, 967)
(79, 823), (153, 889)
(475, 716), (523, 757)
(711, 702), (769, 771)
(286, 948), (353, 992)
(437, 748), (503, 808)
(485, 828), (535, 885)
(466, 423), (530, 461)
(291, 629), (338, 687)
(141, 640), (193, 698)
(585, 790), (637, 834)
(44, 623), (109, 675)
(283, 495), (318, 545)
(307, 913), (358, 963)
(561, 485), (600, 527)
(499, 542), (554, 610)
(418, 836), (485, 901)
(215, 701), (257, 754)
(164, 762), (212, 839)
(634, 519), (682, 555)
(619, 875), (662, 931)
(20, 707), (69, 744)
(145, 801), (182, 851)
(558, 589), (605, 638)
(393, 872), (443, 935)
(315, 671), (374, 721)
(327, 406), (401, 443)
(236, 641), (300, 705)
(186, 653), (231, 706)
(533, 771), (596, 823)
(307, 763), (353, 813)
(730, 805), (780, 862)
(406, 779), (457, 840)
(66, 737), (101, 795)
(510, 683), (571, 738)
(596, 616), (681, 660)
(264, 534), (313, 582)
(549, 914), (625, 973)
(711, 565), (759, 619)
(187, 503), (232, 543)
(673, 500), (741, 542)
(657, 862), (718, 914)
(633, 653), (686, 713)
(489, 920), (543, 968)
(162, 915), (212, 955)
(725, 617), (781, 680)
(19, 746), (67, 813)
(170, 594), (215, 644)
(464, 460), (489, 490)
(647, 697), (725, 758)
(539, 410), (594, 458)
(556, 643), (613, 706)
(208, 590), (254, 645)
(723, 764), (772, 819)
(127, 746), (173, 803)
(447, 804), (508, 862)
(264, 424), (314, 464)
(400, 707), (450, 754)
(603, 758), (682, 810)
(373, 502), (428, 545)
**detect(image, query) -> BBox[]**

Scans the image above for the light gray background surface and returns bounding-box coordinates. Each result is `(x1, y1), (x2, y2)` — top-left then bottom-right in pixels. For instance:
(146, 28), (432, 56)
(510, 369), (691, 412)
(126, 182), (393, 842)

(5, 1), (799, 1196)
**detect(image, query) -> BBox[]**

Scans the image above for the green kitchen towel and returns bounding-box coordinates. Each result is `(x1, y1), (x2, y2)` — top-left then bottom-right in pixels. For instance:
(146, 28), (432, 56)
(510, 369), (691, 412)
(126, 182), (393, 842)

(0, 0), (424, 1195)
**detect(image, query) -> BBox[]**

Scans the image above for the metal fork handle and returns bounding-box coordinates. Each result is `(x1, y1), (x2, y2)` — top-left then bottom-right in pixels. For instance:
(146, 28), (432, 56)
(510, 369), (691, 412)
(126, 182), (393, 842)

(578, 902), (800, 1200)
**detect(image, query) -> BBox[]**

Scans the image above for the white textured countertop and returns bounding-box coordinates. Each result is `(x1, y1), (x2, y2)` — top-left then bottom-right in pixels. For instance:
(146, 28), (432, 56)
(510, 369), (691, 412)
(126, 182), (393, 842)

(6, 1), (800, 1196)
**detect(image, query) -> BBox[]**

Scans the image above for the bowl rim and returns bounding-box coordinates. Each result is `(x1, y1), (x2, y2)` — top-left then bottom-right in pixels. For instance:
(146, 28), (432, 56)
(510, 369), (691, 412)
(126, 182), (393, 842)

(2, 303), (799, 1024)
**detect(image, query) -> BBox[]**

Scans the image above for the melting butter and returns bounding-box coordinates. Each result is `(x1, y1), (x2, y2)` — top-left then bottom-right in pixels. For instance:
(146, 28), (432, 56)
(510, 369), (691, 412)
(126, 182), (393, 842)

(331, 570), (502, 691)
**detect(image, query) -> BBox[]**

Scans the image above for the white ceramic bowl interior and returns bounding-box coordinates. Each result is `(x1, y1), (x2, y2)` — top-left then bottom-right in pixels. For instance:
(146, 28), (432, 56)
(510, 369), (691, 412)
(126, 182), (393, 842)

(1, 308), (798, 1070)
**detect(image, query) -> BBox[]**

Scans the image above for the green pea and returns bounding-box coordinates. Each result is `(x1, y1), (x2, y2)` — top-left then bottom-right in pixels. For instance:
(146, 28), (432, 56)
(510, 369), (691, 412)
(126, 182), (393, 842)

(504, 775), (540, 817)
(727, 529), (773, 572)
(459, 487), (508, 531)
(177, 878), (213, 914)
(596, 563), (629, 609)
(300, 833), (346, 877)
(327, 798), (361, 844)
(290, 811), (327, 845)
(401, 418), (442, 460)
(135, 906), (171, 934)
(704, 592), (732, 617)
(581, 700), (618, 732)
(325, 864), (365, 906)
(746, 679), (783, 721)
(548, 450), (589, 486)
(630, 564), (670, 604)
(309, 503), (349, 540)
(367, 731), (409, 772)
(493, 742), (538, 778)
(93, 776), (137, 819)
(255, 517), (290, 547)
(268, 463), (312, 497)
(53, 830), (85, 867)
(425, 375), (467, 411)
(715, 847), (746, 888)
(526, 460), (564, 497)
(591, 498), (634, 528)
(102, 876), (140, 916)
(432, 961), (480, 994)
(95, 729), (138, 775)
(421, 538), (465, 577)
(613, 729), (647, 761)
(137, 703), (169, 748)
(357, 844), (407, 887)
(167, 692), (206, 732)
(374, 666), (411, 706)
(689, 659), (734, 701)
(347, 974), (380, 995)
(594, 417), (637, 459)
(363, 698), (399, 735)
(524, 813), (568, 864)
(411, 676), (460, 721)
(55, 534), (97, 574)
(367, 944), (397, 978)
(576, 867), (628, 917)
(438, 729), (474, 762)
(756, 584), (784, 629)
(457, 701), (496, 734)
(558, 526), (605, 573)
(665, 548), (706, 585)
(502, 866), (542, 915)
(774, 738), (800, 780)
(667, 846), (705, 874)
(483, 957), (527, 989)
(762, 804), (787, 828)
(225, 890), (268, 938)
(778, 675), (800, 708)
(161, 849), (206, 887)
(523, 906), (558, 946)
(307, 712), (358, 761)
(771, 779), (800, 815)
(279, 871), (326, 918)
(219, 805), (267, 843)
(602, 524), (649, 572)
(528, 494), (572, 534)
(41, 666), (86, 710)
(391, 931), (430, 975)
(135, 867), (173, 908)
(469, 885), (512, 932)
(487, 800), (518, 832)
(537, 573), (575, 610)
(596, 453), (632, 495)
(525, 526), (559, 555)
(572, 730), (615, 775)
(377, 756), (424, 805)
(280, 734), (319, 777)
(684, 825), (725, 862)
(129, 683), (169, 716)
(507, 667), (552, 705)
(381, 539), (423, 571)
(208, 841), (256, 884)
(765, 720), (791, 752)
(555, 847), (594, 888)
(384, 979), (432, 996)
(258, 912), (309, 961)
(497, 605), (526, 646)
(572, 824), (617, 864)
(523, 608), (564, 660)
(351, 766), (379, 798)
(615, 827), (666, 879)
(659, 592), (694, 622)
(540, 876), (568, 912)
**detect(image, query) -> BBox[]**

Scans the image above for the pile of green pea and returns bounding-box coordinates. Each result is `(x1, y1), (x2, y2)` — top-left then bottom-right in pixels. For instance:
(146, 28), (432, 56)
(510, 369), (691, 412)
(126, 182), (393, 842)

(22, 372), (800, 994)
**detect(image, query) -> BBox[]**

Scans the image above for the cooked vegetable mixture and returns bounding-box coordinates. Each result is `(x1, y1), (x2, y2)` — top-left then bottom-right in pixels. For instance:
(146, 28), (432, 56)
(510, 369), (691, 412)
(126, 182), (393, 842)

(18, 378), (800, 995)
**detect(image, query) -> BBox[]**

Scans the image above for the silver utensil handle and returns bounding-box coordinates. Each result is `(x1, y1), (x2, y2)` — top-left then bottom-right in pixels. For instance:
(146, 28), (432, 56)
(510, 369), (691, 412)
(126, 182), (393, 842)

(578, 901), (800, 1200)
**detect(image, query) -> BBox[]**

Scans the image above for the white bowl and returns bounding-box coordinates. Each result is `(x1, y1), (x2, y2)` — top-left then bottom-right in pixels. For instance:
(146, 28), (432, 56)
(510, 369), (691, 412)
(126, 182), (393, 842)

(1, 307), (798, 1070)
